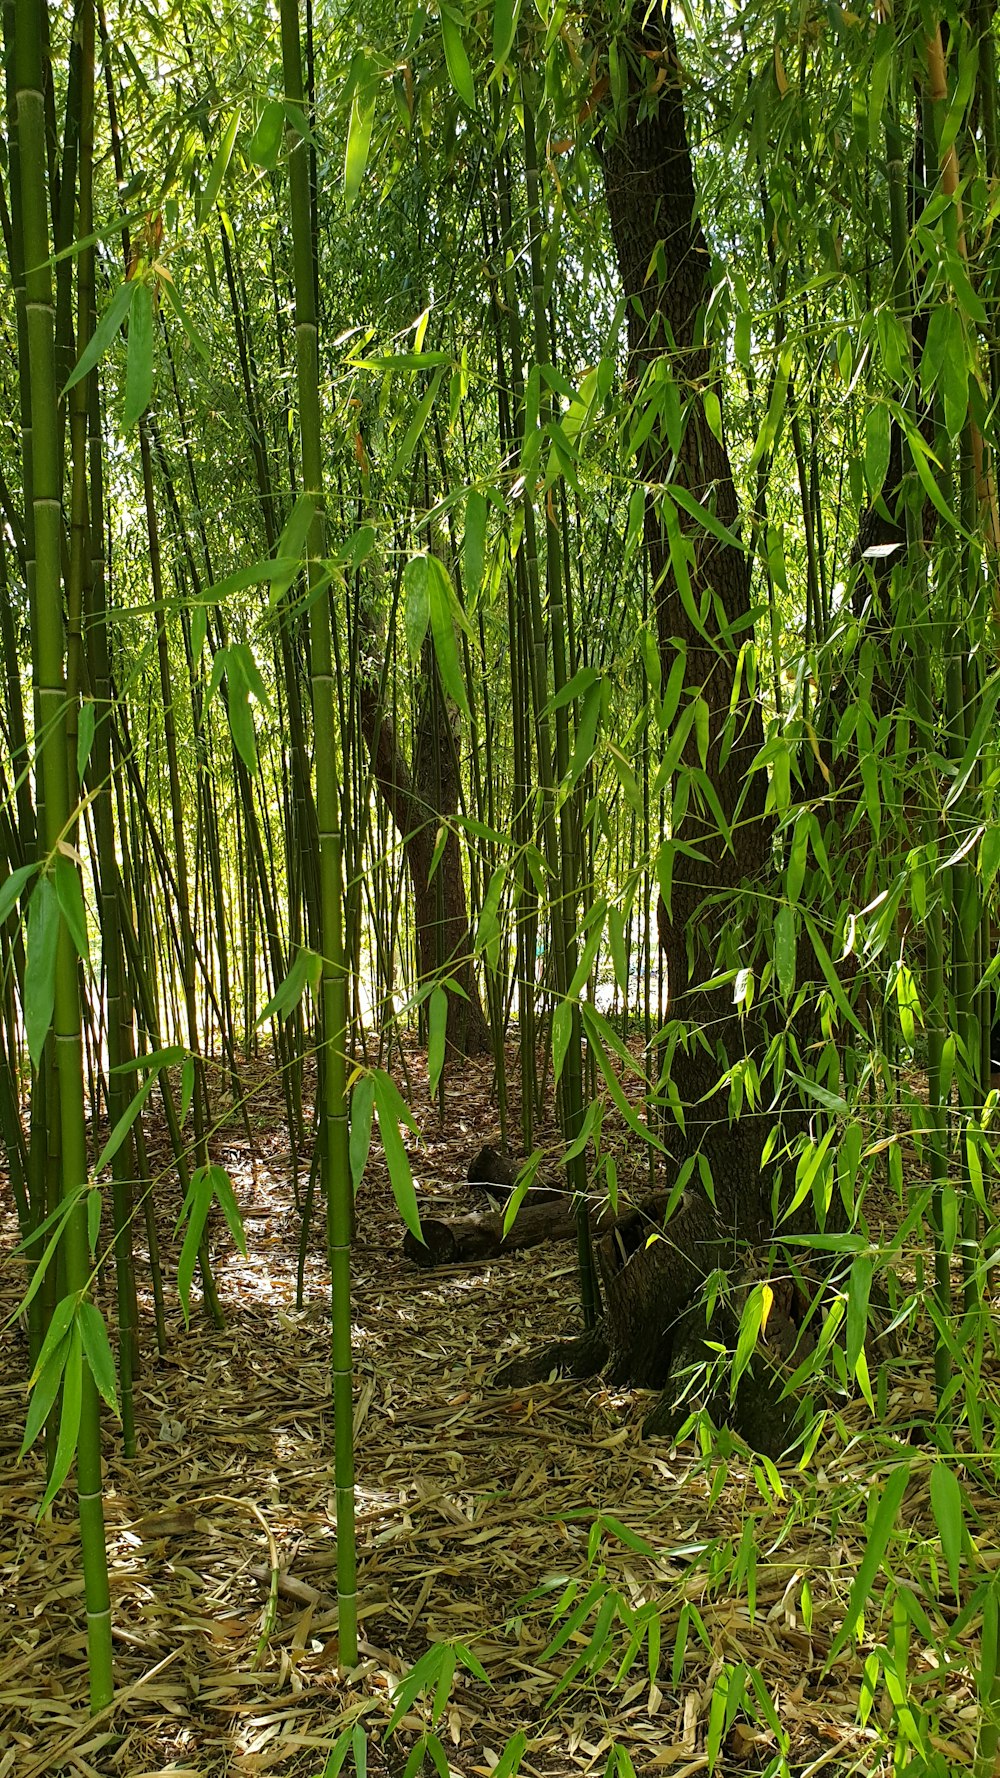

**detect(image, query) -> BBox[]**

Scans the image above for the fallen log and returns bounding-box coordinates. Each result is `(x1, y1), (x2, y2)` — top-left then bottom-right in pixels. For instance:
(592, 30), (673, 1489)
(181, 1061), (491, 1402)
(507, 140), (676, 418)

(404, 1195), (578, 1266)
(466, 1144), (563, 1206)
(404, 1190), (672, 1269)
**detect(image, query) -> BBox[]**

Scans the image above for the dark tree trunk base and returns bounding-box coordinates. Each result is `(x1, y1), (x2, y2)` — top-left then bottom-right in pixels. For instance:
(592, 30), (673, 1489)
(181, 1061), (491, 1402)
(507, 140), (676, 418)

(495, 1325), (610, 1389)
(637, 1261), (812, 1457)
(490, 1229), (904, 1459)
(491, 1210), (827, 1458)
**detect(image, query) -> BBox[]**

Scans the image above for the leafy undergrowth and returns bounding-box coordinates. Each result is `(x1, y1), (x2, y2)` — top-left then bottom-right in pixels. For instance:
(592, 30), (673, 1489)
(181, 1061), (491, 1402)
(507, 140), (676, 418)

(1, 1038), (998, 1778)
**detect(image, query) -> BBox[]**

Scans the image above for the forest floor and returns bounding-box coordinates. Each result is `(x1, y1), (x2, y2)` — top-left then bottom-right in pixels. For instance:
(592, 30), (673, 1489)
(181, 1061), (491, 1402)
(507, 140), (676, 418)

(0, 1037), (994, 1778)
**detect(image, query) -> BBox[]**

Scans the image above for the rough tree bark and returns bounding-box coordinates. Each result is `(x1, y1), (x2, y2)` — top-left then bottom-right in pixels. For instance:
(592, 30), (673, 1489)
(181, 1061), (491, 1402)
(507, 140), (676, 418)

(494, 6), (810, 1448)
(359, 640), (491, 1057)
(601, 4), (773, 1212)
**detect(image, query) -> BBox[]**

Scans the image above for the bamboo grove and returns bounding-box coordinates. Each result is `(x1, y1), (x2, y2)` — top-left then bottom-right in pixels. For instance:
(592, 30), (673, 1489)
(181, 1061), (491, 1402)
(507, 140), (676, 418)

(2, 0), (1000, 1749)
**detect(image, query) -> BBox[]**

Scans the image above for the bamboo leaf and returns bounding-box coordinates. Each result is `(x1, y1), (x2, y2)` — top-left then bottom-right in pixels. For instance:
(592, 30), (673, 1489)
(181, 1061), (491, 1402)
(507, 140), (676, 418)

(864, 403), (891, 498)
(27, 1292), (77, 1390)
(428, 986), (448, 1095)
(391, 368), (445, 478)
(79, 1301), (120, 1417)
(787, 1070), (848, 1114)
(568, 901), (606, 999)
(351, 1726), (367, 1778)
(846, 1254), (873, 1375)
(731, 1283), (767, 1401)
(979, 1579), (999, 1707)
(774, 902), (796, 1002)
(464, 488), (487, 599)
(563, 1100), (601, 1164)
(402, 1739), (429, 1778)
(84, 1184), (99, 1258)
(38, 1322), (83, 1516)
(247, 99), (285, 169)
(580, 1000), (646, 1081)
(423, 1735), (450, 1778)
(404, 555), (431, 659)
(266, 491), (318, 605)
(748, 343), (791, 470)
(207, 642), (229, 707)
(349, 1074), (375, 1192)
(474, 864), (505, 972)
(344, 88), (376, 209)
(431, 1642), (456, 1725)
(427, 555), (470, 716)
(492, 0), (520, 69)
(123, 280), (155, 430)
(93, 1069), (157, 1173)
(335, 524), (376, 568)
(944, 673), (1000, 813)
(801, 913), (867, 1036)
(441, 8), (475, 108)
(541, 1580), (606, 1659)
(25, 876), (59, 1068)
(826, 1464), (909, 1666)
(208, 1164), (247, 1255)
(868, 37), (891, 146)
(551, 999), (573, 1086)
(373, 1069), (422, 1241)
(707, 1667), (730, 1771)
(6, 1191), (85, 1327)
(566, 679), (602, 788)
(920, 305), (968, 440)
(600, 1516), (658, 1558)
(583, 1005), (666, 1151)
(224, 646), (259, 773)
(550, 664), (600, 714)
(352, 352), (452, 372)
(930, 1463), (964, 1599)
(202, 557), (301, 604)
(0, 861), (38, 926)
(900, 415), (959, 528)
(158, 270), (211, 360)
(176, 1165), (214, 1328)
(785, 811), (809, 903)
(259, 947), (322, 1025)
(489, 1732), (526, 1778)
(77, 699), (96, 781)
(607, 903), (628, 993)
(61, 279), (135, 397)
(980, 826), (1000, 891)
(497, 1151), (542, 1236)
(387, 1643), (446, 1733)
(609, 742), (643, 813)
(53, 852), (90, 966)
(318, 1724), (354, 1778)
(198, 108), (241, 221)
(657, 650), (687, 730)
(180, 1056), (195, 1125)
(20, 1332), (71, 1456)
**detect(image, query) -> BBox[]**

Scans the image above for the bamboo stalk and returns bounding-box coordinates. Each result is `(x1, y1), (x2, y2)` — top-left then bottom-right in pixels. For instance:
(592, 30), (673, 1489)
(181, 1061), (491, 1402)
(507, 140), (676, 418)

(15, 0), (113, 1708)
(279, 0), (357, 1667)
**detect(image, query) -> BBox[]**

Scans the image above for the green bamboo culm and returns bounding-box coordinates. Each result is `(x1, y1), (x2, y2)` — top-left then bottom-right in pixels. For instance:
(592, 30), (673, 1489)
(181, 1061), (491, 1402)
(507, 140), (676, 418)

(14, 0), (114, 1709)
(883, 64), (953, 1414)
(72, 0), (137, 1457)
(522, 85), (599, 1327)
(278, 0), (358, 1667)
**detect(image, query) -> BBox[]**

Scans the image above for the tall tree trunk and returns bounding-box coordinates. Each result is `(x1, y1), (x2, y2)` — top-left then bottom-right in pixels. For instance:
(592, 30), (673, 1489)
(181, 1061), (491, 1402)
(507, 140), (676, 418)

(359, 666), (491, 1058)
(601, 3), (772, 1236)
(494, 5), (813, 1442)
